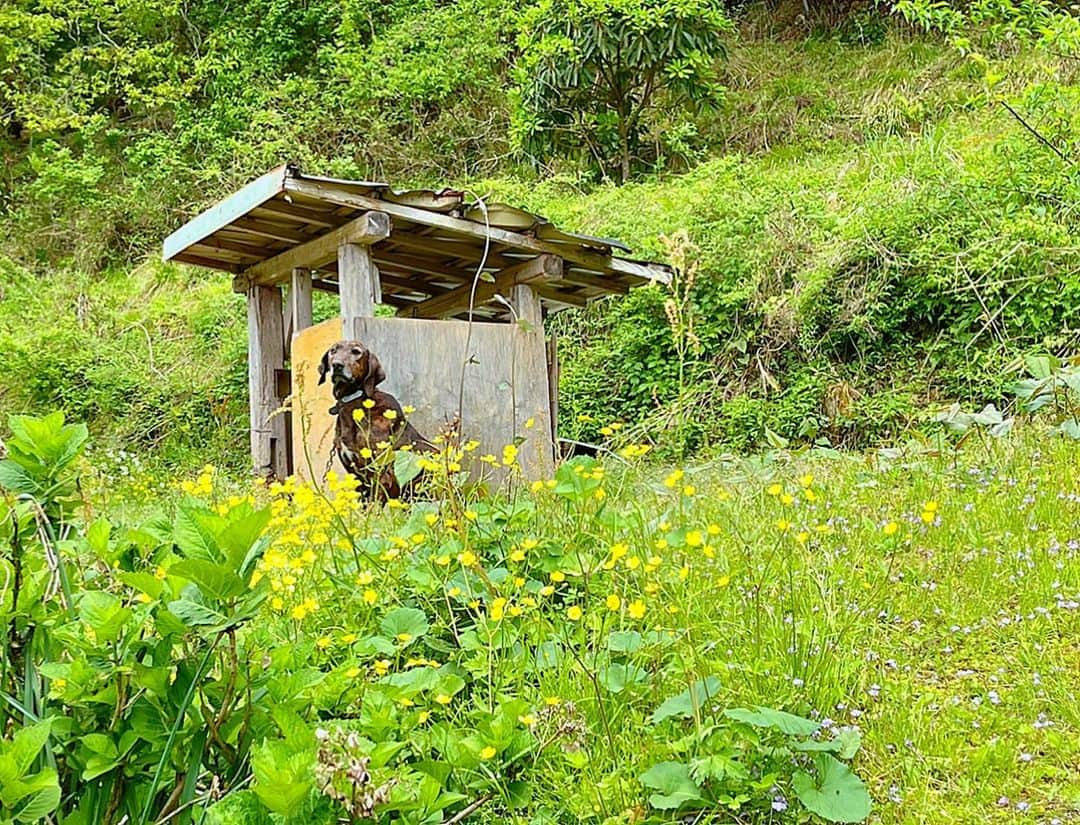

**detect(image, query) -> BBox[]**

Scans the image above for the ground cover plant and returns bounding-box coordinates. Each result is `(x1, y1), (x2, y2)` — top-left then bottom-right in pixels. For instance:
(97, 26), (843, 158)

(2, 409), (1077, 824)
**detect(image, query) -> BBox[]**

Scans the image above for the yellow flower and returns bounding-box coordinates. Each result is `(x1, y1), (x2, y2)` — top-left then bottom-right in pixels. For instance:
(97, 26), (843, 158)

(346, 666), (361, 679)
(435, 554), (451, 567)
(706, 523), (721, 536)
(767, 483), (783, 496)
(566, 605), (583, 621)
(317, 636), (332, 650)
(776, 519), (791, 532)
(663, 469), (684, 488)
(883, 521), (899, 536)
(374, 659), (391, 676)
(383, 409), (398, 420)
(685, 530), (703, 548)
(683, 484), (696, 497)
(605, 594), (622, 612)
(924, 500), (938, 512)
(510, 548), (526, 562)
(490, 597), (507, 621)
(352, 408), (365, 423)
(435, 693), (452, 705)
(362, 398), (376, 409)
(396, 632), (413, 644)
(628, 600), (646, 620)
(363, 589), (378, 606)
(458, 550), (477, 567)
(418, 710), (431, 724)
(717, 574), (731, 587)
(519, 714), (536, 726)
(341, 633), (357, 643)
(403, 405), (416, 414)
(524, 417), (535, 429)
(780, 493), (795, 506)
(545, 696), (561, 706)
(480, 746), (496, 760)
(920, 510), (935, 524)
(799, 473), (814, 487)
(550, 570), (565, 583)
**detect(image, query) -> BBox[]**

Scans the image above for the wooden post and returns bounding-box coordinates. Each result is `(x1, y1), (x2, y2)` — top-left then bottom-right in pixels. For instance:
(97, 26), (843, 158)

(247, 285), (289, 479)
(510, 283), (555, 477)
(339, 242), (381, 339)
(511, 282), (543, 329)
(290, 267), (314, 338)
(546, 334), (559, 449)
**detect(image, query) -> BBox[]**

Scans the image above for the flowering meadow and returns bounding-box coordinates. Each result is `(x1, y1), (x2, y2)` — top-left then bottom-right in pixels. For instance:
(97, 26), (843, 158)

(0, 412), (1077, 825)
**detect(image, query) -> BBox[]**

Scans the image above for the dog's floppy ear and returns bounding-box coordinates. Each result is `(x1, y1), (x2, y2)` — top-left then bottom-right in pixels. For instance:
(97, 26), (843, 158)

(317, 349), (331, 385)
(363, 351), (386, 398)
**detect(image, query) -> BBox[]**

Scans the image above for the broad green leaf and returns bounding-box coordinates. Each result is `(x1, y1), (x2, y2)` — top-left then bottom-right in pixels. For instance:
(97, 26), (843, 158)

(167, 598), (229, 628)
(217, 505), (271, 573)
(393, 450), (424, 487)
(651, 676), (721, 724)
(598, 662), (648, 693)
(792, 754), (872, 823)
(173, 505), (224, 562)
(724, 706), (819, 736)
(607, 630), (643, 653)
(251, 740), (314, 816)
(78, 591), (132, 644)
(170, 558), (247, 601)
(11, 768), (60, 822)
(639, 761), (704, 810)
(380, 607), (429, 640)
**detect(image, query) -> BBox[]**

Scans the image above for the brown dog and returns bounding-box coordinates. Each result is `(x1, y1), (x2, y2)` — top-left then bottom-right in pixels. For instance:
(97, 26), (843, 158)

(318, 339), (433, 500)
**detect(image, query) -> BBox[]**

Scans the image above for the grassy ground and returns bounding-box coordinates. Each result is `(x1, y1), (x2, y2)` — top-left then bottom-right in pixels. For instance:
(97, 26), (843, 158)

(34, 421), (1072, 824)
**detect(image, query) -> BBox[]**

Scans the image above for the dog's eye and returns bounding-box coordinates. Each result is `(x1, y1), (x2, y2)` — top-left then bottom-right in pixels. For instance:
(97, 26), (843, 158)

(351, 348), (362, 355)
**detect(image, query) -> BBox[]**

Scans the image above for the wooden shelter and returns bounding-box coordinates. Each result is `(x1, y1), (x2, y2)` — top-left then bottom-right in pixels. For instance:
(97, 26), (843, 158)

(162, 163), (671, 480)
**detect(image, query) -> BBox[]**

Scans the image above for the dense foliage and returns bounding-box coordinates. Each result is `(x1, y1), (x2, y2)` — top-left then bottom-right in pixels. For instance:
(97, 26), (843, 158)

(2, 411), (1077, 823)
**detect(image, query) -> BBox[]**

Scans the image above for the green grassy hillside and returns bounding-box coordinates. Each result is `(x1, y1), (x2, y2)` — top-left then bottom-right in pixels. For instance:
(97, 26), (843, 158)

(3, 8), (1080, 469)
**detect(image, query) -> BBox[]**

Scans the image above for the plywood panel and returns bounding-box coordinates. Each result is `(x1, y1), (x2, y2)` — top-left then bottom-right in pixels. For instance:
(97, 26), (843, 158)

(290, 316), (555, 487)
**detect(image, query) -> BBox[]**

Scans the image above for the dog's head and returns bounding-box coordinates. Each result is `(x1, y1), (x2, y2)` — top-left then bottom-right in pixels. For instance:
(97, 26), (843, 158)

(318, 339), (386, 399)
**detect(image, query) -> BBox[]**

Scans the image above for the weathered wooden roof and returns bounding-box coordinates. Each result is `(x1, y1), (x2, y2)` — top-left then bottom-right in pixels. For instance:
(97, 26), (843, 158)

(161, 163), (671, 320)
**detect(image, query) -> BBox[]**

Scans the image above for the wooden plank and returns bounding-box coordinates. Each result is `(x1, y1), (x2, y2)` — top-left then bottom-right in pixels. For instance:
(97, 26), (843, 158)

(173, 252), (243, 272)
(247, 285), (289, 479)
(292, 316), (556, 487)
(233, 211), (391, 291)
(511, 282), (543, 327)
(561, 269), (630, 293)
(339, 242), (381, 338)
(399, 254), (562, 319)
(546, 335), (559, 445)
(231, 217), (312, 245)
(253, 199), (345, 228)
(284, 177), (671, 286)
(532, 283), (588, 307)
(163, 164), (289, 262)
(290, 268), (313, 339)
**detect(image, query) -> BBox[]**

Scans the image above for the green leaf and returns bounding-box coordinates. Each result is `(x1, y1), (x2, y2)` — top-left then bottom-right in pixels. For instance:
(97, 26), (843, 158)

(11, 768), (60, 822)
(217, 505), (271, 573)
(380, 607), (429, 640)
(724, 706), (819, 736)
(794, 728), (862, 760)
(639, 761), (704, 811)
(792, 754), (872, 823)
(651, 676), (721, 724)
(393, 450), (424, 487)
(251, 740), (314, 816)
(167, 598), (229, 628)
(78, 591), (132, 644)
(173, 504), (224, 562)
(170, 558), (247, 601)
(598, 662), (647, 693)
(607, 630), (642, 653)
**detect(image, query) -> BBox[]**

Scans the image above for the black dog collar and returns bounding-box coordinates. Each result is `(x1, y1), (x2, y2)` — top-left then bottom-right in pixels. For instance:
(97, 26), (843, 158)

(329, 388), (367, 416)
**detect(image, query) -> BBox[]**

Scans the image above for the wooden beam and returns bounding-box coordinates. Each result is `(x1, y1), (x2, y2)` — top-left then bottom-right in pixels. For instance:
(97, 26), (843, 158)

(173, 252), (243, 272)
(253, 199), (345, 228)
(231, 217), (312, 245)
(399, 254), (563, 319)
(247, 285), (289, 480)
(290, 268), (313, 339)
(533, 283), (588, 308)
(284, 177), (671, 285)
(339, 242), (381, 338)
(232, 211), (391, 292)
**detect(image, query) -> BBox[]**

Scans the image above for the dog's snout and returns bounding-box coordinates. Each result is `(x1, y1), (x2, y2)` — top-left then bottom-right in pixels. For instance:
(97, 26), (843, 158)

(331, 361), (344, 374)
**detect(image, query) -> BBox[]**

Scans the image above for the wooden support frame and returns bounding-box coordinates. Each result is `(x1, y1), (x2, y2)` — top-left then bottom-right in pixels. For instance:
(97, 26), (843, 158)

(247, 284), (289, 479)
(232, 210), (391, 292)
(399, 254), (563, 319)
(339, 241), (382, 338)
(289, 268), (314, 340)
